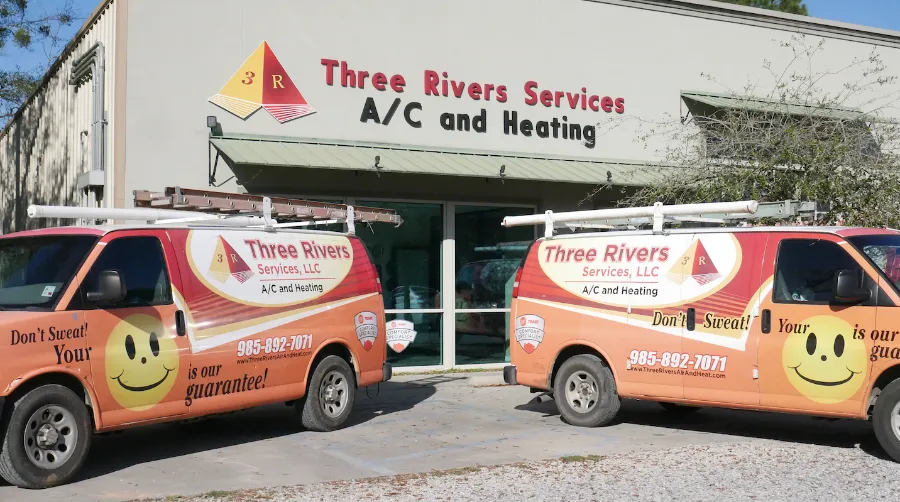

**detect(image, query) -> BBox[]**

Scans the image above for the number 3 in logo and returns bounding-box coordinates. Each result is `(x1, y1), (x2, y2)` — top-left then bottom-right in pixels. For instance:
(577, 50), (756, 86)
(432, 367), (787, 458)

(242, 71), (255, 85)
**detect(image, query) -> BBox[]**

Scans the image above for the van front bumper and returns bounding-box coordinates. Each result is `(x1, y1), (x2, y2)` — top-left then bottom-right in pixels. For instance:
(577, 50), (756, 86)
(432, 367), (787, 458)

(383, 363), (393, 382)
(503, 365), (517, 385)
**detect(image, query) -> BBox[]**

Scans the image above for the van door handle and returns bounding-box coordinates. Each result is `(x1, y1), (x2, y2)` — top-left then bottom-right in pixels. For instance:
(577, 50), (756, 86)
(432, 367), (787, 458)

(761, 309), (771, 334)
(686, 308), (696, 331)
(175, 310), (186, 336)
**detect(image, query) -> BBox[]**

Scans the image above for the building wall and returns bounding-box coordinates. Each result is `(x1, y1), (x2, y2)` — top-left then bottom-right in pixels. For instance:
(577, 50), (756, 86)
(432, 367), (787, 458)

(0, 1), (117, 233)
(121, 0), (900, 204)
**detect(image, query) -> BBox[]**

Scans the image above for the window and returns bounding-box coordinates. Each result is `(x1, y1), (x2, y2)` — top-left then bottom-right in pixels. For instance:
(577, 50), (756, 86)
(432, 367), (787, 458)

(847, 235), (900, 293)
(0, 235), (98, 311)
(74, 237), (173, 310)
(773, 239), (869, 304)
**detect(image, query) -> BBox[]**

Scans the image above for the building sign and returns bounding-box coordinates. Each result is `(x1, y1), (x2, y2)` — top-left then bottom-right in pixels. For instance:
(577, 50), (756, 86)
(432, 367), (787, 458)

(210, 41), (315, 123)
(209, 41), (626, 150)
(321, 59), (625, 150)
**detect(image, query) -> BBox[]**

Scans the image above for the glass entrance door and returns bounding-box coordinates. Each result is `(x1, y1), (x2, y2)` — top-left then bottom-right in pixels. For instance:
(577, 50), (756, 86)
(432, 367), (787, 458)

(453, 205), (535, 364)
(355, 201), (444, 367)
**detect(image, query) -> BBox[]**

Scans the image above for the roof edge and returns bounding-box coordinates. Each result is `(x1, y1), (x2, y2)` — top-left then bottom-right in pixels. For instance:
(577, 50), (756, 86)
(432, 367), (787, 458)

(588, 0), (900, 45)
(679, 89), (865, 114)
(0, 0), (114, 139)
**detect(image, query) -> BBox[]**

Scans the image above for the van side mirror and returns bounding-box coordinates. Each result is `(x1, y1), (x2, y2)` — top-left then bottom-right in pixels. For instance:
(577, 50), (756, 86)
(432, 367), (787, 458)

(832, 269), (870, 304)
(86, 270), (126, 304)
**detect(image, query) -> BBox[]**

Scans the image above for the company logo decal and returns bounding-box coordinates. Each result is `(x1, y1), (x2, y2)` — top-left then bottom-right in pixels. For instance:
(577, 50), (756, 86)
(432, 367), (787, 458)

(536, 233), (741, 309)
(667, 239), (720, 286)
(210, 41), (315, 123)
(209, 236), (255, 284)
(186, 230), (353, 308)
(386, 319), (417, 353)
(355, 311), (378, 351)
(515, 314), (545, 354)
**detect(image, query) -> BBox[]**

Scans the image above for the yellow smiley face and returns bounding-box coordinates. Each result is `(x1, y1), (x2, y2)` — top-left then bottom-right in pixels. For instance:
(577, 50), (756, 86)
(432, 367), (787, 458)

(105, 314), (180, 411)
(782, 315), (867, 404)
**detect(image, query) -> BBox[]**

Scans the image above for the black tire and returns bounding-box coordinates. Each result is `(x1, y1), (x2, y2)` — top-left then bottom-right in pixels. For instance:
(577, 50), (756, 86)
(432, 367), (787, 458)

(658, 402), (701, 413)
(299, 355), (356, 432)
(873, 378), (900, 463)
(0, 385), (92, 489)
(553, 354), (620, 427)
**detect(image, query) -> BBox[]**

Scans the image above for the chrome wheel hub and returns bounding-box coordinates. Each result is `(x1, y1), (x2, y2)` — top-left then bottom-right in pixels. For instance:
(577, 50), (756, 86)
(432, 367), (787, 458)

(24, 405), (78, 470)
(565, 371), (599, 414)
(320, 370), (350, 419)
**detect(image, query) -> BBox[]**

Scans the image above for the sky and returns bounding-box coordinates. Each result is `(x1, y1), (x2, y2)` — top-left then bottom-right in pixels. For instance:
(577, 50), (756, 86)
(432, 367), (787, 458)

(2, 0), (900, 75)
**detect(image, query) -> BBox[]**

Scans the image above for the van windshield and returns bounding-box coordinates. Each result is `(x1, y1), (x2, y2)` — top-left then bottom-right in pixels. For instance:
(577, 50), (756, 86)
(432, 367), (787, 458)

(0, 235), (98, 310)
(847, 235), (900, 292)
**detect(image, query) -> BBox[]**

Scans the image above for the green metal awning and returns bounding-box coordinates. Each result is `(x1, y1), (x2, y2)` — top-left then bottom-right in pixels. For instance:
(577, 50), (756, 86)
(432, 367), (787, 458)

(209, 133), (668, 186)
(681, 90), (867, 122)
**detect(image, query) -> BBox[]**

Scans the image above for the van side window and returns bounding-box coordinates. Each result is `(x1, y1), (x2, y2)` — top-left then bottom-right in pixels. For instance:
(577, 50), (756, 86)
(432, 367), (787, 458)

(73, 236), (173, 310)
(773, 239), (866, 304)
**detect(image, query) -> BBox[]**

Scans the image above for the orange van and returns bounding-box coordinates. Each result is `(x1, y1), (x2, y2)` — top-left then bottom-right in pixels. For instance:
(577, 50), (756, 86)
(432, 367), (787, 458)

(502, 200), (900, 463)
(0, 188), (396, 488)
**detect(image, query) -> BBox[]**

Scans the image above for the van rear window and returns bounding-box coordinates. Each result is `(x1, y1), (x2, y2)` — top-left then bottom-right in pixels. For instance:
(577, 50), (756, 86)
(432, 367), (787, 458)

(0, 235), (98, 310)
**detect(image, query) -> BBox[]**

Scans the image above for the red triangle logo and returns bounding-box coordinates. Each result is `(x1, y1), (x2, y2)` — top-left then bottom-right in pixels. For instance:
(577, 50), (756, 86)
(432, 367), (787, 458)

(220, 238), (254, 283)
(690, 240), (720, 285)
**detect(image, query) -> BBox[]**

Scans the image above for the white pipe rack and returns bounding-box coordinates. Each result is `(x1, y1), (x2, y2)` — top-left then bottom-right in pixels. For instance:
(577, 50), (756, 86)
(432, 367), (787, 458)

(502, 200), (816, 237)
(27, 186), (403, 234)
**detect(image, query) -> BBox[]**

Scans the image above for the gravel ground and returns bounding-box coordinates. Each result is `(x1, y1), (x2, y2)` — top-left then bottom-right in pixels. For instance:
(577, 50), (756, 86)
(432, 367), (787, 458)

(140, 441), (899, 502)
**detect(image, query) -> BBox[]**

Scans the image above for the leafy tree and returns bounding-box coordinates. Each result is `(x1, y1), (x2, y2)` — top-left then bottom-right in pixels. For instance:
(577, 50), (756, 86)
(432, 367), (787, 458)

(714, 0), (808, 16)
(0, 0), (76, 122)
(589, 35), (900, 228)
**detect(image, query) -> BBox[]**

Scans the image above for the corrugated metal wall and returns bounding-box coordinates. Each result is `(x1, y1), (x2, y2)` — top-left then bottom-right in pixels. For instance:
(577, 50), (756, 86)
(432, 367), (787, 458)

(0, 1), (117, 234)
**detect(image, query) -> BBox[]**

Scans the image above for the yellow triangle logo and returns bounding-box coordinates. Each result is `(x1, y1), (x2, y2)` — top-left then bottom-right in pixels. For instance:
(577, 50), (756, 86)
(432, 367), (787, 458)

(209, 41), (315, 123)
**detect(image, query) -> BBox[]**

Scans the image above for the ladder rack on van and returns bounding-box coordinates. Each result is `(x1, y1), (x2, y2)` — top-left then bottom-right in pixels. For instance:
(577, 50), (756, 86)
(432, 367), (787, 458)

(27, 186), (403, 234)
(501, 200), (819, 237)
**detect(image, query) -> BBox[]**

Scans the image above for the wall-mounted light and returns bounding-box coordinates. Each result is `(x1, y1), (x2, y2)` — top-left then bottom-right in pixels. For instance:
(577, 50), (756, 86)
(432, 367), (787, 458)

(606, 170), (612, 182)
(499, 164), (506, 184)
(207, 115), (223, 136)
(373, 155), (383, 177)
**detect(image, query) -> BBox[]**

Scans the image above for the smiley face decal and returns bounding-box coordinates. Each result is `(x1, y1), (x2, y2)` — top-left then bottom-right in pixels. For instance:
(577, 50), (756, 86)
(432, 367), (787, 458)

(782, 315), (867, 404)
(105, 314), (180, 411)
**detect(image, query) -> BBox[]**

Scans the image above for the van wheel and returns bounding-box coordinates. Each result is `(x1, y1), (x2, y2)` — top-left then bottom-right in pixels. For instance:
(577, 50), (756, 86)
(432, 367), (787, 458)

(299, 355), (356, 432)
(0, 385), (92, 489)
(873, 378), (900, 463)
(658, 402), (700, 413)
(553, 354), (620, 427)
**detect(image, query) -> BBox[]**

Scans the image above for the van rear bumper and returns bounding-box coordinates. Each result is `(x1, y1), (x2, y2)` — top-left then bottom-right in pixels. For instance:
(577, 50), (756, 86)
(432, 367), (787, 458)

(383, 363), (392, 382)
(503, 365), (517, 385)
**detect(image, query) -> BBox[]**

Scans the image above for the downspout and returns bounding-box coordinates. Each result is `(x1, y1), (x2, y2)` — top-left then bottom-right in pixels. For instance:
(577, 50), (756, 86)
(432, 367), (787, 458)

(70, 42), (107, 210)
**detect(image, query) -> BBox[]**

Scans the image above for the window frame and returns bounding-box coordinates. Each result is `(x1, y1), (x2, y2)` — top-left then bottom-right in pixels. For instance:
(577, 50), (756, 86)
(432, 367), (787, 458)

(73, 235), (174, 311)
(772, 237), (877, 307)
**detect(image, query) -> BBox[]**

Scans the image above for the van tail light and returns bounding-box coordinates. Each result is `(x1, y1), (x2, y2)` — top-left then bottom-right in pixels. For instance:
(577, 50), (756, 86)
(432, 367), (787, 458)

(512, 267), (523, 298)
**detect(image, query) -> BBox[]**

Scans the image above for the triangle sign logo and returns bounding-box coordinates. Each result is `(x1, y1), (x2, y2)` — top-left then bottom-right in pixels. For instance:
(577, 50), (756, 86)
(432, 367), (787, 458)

(208, 236), (255, 284)
(665, 239), (721, 286)
(209, 41), (316, 123)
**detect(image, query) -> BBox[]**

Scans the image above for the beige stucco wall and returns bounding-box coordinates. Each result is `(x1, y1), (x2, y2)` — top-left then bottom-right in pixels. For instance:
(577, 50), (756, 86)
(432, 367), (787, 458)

(0, 1), (117, 233)
(120, 0), (900, 207)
